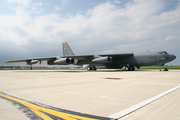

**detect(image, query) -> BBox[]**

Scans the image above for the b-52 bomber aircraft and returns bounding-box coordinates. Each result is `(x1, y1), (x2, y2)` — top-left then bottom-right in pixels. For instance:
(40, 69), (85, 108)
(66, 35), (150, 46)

(6, 42), (176, 71)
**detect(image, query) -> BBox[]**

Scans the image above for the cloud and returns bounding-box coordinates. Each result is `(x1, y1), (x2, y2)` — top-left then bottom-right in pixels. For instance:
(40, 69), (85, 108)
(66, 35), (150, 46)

(34, 2), (42, 6)
(0, 0), (180, 65)
(11, 26), (29, 36)
(112, 0), (121, 4)
(54, 6), (62, 11)
(54, 0), (68, 11)
(7, 0), (31, 6)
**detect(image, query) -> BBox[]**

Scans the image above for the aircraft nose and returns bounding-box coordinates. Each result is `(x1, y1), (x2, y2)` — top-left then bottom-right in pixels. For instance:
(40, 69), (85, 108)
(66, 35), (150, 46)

(170, 54), (176, 61)
(173, 54), (176, 60)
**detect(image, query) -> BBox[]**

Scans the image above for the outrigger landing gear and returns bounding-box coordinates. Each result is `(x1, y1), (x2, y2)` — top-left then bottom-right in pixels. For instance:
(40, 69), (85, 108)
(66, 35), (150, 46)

(87, 66), (97, 71)
(30, 65), (32, 70)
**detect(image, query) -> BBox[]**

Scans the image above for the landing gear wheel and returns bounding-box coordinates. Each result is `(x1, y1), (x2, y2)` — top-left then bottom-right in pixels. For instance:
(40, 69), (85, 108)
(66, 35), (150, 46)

(93, 66), (97, 71)
(131, 66), (135, 71)
(87, 66), (97, 71)
(87, 67), (92, 71)
(30, 65), (32, 70)
(125, 66), (135, 71)
(125, 66), (129, 71)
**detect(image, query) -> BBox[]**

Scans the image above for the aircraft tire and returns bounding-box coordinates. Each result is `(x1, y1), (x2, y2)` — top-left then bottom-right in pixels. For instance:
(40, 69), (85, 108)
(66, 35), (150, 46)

(87, 67), (93, 71)
(87, 67), (91, 71)
(125, 66), (135, 71)
(131, 66), (135, 71)
(93, 66), (97, 71)
(125, 66), (129, 71)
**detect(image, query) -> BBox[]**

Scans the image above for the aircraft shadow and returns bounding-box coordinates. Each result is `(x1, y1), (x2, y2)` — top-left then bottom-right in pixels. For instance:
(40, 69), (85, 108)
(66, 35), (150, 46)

(13, 69), (155, 73)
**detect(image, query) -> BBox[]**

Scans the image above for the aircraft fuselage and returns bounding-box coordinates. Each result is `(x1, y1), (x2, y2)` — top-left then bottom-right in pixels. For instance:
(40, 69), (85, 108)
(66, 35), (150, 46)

(76, 51), (176, 70)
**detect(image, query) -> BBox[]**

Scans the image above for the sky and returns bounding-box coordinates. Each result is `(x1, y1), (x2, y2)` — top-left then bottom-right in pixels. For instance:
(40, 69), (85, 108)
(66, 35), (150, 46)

(0, 0), (180, 66)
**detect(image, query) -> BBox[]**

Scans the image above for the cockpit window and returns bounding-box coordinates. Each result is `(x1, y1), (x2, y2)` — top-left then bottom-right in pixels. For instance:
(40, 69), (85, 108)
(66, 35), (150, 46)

(159, 51), (168, 54)
(164, 51), (168, 54)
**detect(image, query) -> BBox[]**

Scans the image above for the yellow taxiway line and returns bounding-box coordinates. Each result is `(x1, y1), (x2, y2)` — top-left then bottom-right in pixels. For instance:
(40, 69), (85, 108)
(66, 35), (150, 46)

(0, 92), (110, 120)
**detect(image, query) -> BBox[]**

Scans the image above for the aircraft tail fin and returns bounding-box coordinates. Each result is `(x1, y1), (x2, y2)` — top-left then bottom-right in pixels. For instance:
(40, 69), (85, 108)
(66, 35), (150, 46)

(62, 42), (75, 56)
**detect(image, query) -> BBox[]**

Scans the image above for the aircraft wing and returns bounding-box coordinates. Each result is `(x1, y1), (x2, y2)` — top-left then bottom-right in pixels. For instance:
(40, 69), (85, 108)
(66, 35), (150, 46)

(62, 53), (134, 60)
(99, 53), (134, 58)
(6, 53), (134, 63)
(62, 55), (94, 60)
(6, 57), (58, 63)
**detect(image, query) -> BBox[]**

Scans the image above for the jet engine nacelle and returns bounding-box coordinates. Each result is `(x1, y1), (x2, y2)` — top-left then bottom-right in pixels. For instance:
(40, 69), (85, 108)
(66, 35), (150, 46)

(92, 57), (114, 63)
(54, 58), (74, 65)
(26, 60), (38, 65)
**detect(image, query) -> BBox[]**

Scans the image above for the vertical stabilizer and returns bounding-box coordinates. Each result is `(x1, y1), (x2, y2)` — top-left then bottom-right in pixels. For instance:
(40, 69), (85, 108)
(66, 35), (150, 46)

(62, 42), (75, 56)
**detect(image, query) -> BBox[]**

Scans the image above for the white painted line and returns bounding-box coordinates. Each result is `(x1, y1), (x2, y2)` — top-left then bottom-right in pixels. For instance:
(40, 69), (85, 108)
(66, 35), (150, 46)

(134, 82), (180, 86)
(109, 85), (180, 119)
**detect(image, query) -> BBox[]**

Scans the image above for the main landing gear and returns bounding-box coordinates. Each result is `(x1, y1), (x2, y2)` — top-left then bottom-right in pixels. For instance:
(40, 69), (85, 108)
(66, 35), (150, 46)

(125, 66), (135, 71)
(87, 66), (97, 71)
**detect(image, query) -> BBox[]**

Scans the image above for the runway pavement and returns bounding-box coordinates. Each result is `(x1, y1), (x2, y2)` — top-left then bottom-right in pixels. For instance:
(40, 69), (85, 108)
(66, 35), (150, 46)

(0, 69), (180, 120)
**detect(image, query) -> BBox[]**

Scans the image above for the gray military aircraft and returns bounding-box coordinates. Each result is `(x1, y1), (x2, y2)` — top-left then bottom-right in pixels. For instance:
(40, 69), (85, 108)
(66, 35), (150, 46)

(6, 42), (176, 71)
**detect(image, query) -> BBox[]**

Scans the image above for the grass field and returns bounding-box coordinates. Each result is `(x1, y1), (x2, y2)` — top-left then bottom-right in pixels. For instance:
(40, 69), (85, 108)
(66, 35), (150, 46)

(140, 66), (180, 70)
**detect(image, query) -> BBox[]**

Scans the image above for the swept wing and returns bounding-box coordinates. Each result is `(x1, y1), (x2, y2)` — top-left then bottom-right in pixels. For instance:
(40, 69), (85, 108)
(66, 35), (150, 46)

(62, 53), (134, 60)
(6, 57), (58, 63)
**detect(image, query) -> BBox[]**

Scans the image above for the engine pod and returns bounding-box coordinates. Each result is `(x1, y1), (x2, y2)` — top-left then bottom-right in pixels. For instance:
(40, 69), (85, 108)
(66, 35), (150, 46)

(26, 60), (38, 65)
(92, 57), (114, 63)
(54, 58), (74, 65)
